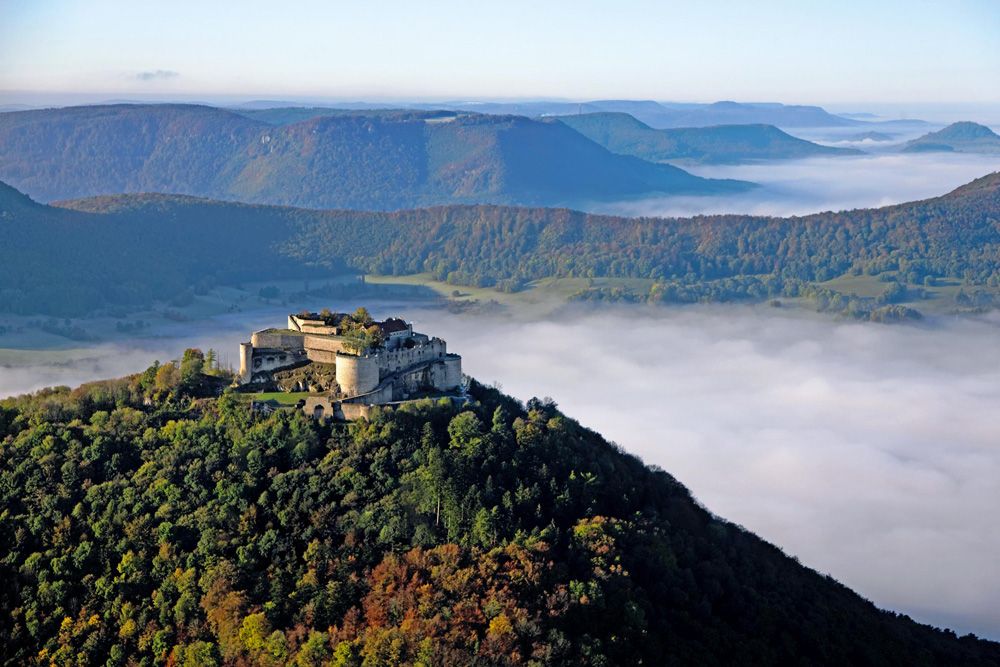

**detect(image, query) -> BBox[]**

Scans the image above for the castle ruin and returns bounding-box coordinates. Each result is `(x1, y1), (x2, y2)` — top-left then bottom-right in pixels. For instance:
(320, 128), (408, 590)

(238, 311), (463, 420)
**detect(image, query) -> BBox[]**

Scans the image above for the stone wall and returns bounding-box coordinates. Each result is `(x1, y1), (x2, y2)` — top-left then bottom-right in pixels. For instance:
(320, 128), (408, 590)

(304, 335), (347, 363)
(288, 315), (340, 336)
(248, 348), (308, 376)
(303, 396), (377, 422)
(374, 338), (448, 379)
(335, 353), (380, 396)
(437, 355), (463, 391)
(250, 329), (306, 350)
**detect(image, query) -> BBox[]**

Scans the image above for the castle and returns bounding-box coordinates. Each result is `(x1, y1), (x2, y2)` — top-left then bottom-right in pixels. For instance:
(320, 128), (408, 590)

(238, 311), (463, 420)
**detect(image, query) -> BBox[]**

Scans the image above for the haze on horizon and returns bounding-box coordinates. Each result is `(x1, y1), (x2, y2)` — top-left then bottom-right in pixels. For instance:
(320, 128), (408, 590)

(1, 0), (999, 107)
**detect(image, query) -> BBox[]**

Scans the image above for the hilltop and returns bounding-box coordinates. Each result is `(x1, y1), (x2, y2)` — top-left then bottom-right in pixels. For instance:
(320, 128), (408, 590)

(555, 112), (862, 163)
(390, 99), (876, 129)
(0, 104), (750, 209)
(901, 122), (1000, 154)
(1, 367), (999, 665)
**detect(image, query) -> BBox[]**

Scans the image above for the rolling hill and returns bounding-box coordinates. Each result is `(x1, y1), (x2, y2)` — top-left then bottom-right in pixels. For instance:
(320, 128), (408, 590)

(901, 122), (1000, 154)
(235, 100), (923, 132)
(0, 104), (750, 209)
(2, 170), (1000, 317)
(555, 112), (863, 163)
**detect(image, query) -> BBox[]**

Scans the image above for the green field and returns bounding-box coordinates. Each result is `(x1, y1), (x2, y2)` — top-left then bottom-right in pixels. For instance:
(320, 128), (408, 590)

(252, 391), (316, 405)
(817, 273), (998, 316)
(364, 272), (657, 315)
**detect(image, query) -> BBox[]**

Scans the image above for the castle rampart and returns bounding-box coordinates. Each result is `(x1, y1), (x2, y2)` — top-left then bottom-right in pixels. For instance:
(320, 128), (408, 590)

(238, 312), (463, 420)
(335, 352), (380, 396)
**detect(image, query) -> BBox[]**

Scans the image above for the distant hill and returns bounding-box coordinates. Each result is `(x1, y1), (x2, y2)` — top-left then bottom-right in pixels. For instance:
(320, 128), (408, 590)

(901, 122), (1000, 154)
(399, 100), (872, 130)
(0, 104), (750, 208)
(844, 131), (894, 142)
(556, 112), (863, 163)
(230, 106), (458, 126)
(626, 100), (864, 129)
(2, 171), (1000, 316)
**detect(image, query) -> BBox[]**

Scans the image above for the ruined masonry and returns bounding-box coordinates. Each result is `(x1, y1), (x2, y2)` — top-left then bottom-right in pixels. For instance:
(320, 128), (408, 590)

(239, 313), (463, 420)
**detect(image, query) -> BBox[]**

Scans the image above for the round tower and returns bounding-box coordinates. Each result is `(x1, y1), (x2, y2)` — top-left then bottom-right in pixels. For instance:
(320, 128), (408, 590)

(440, 355), (463, 391)
(238, 342), (253, 384)
(336, 353), (380, 397)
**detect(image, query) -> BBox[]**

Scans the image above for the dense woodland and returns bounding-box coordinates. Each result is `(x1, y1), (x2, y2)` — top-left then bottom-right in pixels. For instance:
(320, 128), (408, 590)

(0, 105), (745, 210)
(1, 170), (998, 317)
(2, 366), (999, 666)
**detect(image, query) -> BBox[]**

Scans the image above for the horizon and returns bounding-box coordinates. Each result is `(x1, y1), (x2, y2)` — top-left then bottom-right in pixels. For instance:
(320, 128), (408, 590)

(2, 1), (999, 108)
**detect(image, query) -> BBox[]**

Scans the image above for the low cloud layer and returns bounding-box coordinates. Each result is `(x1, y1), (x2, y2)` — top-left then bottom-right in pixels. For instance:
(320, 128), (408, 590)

(590, 153), (1000, 218)
(4, 304), (999, 638)
(431, 306), (1000, 639)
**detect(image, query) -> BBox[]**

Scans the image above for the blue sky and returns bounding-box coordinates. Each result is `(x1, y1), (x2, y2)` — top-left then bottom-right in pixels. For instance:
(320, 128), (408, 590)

(1, 0), (998, 105)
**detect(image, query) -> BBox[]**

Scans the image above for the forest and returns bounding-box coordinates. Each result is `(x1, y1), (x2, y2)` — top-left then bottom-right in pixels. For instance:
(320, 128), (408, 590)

(0, 104), (744, 210)
(2, 362), (1000, 665)
(1, 170), (1000, 318)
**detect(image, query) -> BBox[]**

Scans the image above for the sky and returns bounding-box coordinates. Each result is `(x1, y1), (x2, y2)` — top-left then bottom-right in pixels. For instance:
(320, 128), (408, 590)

(1, 0), (999, 106)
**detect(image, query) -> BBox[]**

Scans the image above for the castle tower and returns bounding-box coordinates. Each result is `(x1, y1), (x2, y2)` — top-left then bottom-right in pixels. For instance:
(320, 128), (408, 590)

(238, 342), (253, 385)
(335, 353), (380, 397)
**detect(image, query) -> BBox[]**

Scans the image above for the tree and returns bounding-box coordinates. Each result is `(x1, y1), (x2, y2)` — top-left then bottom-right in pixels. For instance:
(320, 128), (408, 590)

(365, 325), (385, 351)
(180, 349), (205, 391)
(341, 329), (369, 355)
(154, 362), (180, 393)
(352, 307), (373, 327)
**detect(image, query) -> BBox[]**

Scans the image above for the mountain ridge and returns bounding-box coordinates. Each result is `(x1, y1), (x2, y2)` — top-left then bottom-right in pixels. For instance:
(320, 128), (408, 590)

(554, 112), (863, 163)
(0, 104), (751, 209)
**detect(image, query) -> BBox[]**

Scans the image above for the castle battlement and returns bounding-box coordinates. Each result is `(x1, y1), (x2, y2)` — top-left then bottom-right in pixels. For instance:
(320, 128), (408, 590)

(238, 311), (463, 420)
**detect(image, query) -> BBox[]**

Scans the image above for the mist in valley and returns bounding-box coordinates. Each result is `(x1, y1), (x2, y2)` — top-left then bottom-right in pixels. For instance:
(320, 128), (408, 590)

(3, 301), (1000, 639)
(590, 152), (1000, 218)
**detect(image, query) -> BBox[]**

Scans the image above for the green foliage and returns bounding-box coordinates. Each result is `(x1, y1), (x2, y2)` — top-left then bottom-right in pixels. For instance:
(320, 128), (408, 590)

(1, 376), (998, 665)
(5, 171), (1000, 317)
(0, 104), (744, 211)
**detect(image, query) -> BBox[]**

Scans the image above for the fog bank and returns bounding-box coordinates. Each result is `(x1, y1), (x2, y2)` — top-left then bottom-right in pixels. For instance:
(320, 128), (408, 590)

(591, 153), (1000, 218)
(430, 306), (1000, 640)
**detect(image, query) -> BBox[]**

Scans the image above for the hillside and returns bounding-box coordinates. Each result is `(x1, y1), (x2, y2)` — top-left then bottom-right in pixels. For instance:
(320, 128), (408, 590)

(2, 171), (1000, 317)
(229, 106), (458, 126)
(231, 100), (919, 132)
(0, 104), (750, 209)
(650, 101), (861, 129)
(555, 112), (862, 163)
(901, 122), (1000, 154)
(2, 371), (999, 665)
(401, 100), (868, 130)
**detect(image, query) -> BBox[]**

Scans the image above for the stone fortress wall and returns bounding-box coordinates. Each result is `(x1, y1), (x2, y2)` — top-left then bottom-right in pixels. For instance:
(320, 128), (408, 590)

(238, 311), (463, 421)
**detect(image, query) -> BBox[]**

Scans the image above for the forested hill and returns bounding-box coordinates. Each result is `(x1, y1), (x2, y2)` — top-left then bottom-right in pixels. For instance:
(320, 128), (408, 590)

(901, 122), (1000, 154)
(555, 112), (863, 163)
(0, 104), (749, 209)
(2, 373), (999, 665)
(2, 172), (1000, 316)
